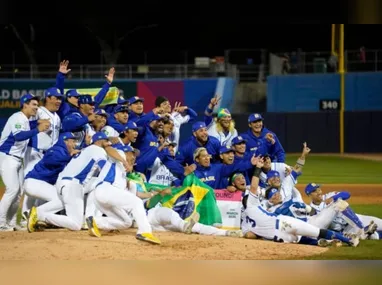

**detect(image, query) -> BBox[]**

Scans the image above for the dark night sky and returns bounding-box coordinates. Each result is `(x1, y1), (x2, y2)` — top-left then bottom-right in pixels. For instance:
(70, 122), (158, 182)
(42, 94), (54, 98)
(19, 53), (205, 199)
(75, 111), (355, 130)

(0, 24), (381, 66)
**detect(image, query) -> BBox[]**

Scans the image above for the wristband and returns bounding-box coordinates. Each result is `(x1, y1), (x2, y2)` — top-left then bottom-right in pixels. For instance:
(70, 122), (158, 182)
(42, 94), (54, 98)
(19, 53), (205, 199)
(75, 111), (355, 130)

(253, 167), (262, 178)
(296, 158), (305, 166)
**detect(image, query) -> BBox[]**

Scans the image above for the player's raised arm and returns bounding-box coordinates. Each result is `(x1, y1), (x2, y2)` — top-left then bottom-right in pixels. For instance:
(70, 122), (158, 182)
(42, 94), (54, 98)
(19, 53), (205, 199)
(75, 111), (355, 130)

(249, 156), (264, 195)
(293, 142), (311, 170)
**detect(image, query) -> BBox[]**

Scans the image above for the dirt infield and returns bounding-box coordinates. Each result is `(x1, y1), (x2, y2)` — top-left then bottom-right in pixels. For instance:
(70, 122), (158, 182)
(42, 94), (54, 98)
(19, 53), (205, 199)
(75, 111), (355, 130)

(0, 183), (380, 260)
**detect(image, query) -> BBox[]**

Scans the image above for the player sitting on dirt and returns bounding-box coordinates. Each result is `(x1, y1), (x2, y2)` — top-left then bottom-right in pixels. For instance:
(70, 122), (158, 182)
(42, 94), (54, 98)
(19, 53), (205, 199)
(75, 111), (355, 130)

(305, 183), (382, 240)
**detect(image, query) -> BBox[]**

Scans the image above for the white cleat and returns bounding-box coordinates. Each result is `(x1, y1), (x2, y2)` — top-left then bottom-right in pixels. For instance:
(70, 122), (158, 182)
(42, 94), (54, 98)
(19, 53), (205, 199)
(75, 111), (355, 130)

(183, 212), (200, 234)
(0, 224), (15, 232)
(349, 235), (360, 247)
(226, 230), (244, 238)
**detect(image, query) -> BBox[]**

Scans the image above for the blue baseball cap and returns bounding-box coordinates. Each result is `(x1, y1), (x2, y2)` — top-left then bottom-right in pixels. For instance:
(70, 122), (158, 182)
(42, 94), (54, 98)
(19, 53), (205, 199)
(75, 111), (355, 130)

(248, 113), (263, 123)
(44, 87), (63, 98)
(60, 132), (76, 140)
(305, 183), (321, 195)
(231, 136), (247, 145)
(122, 121), (138, 132)
(65, 89), (81, 97)
(94, 109), (109, 118)
(266, 170), (280, 181)
(266, 187), (280, 199)
(92, 132), (109, 143)
(192, 121), (207, 132)
(114, 105), (129, 114)
(219, 145), (234, 154)
(128, 96), (144, 104)
(78, 95), (95, 105)
(20, 93), (38, 108)
(117, 95), (129, 105)
(149, 114), (162, 122)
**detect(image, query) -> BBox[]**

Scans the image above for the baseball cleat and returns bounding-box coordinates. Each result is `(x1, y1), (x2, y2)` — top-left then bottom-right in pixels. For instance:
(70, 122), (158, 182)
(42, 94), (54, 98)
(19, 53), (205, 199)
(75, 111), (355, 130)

(183, 212), (200, 234)
(0, 224), (15, 232)
(27, 206), (38, 233)
(226, 230), (244, 238)
(85, 216), (101, 238)
(364, 221), (378, 238)
(136, 233), (161, 245)
(318, 239), (343, 247)
(349, 235), (360, 247)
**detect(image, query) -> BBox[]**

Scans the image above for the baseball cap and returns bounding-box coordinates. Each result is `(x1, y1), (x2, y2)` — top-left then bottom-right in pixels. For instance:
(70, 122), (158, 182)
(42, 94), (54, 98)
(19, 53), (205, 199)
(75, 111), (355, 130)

(117, 95), (129, 105)
(231, 136), (247, 145)
(44, 87), (63, 98)
(192, 121), (207, 132)
(92, 132), (109, 143)
(94, 109), (109, 118)
(60, 132), (76, 140)
(78, 95), (95, 105)
(20, 93), (38, 108)
(149, 114), (162, 122)
(219, 145), (234, 154)
(248, 113), (263, 123)
(305, 183), (321, 195)
(265, 187), (280, 199)
(115, 144), (135, 153)
(65, 89), (81, 97)
(217, 108), (231, 119)
(114, 105), (129, 114)
(128, 96), (144, 104)
(266, 170), (280, 181)
(122, 121), (138, 132)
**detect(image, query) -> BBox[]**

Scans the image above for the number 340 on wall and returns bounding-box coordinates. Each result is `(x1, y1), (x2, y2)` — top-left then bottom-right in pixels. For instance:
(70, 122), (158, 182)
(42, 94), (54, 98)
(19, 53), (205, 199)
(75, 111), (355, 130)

(320, 99), (340, 111)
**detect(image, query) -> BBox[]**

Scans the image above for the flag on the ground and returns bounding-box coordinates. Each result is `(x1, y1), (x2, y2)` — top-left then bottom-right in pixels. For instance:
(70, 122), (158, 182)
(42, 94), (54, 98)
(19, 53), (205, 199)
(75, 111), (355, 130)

(144, 174), (222, 226)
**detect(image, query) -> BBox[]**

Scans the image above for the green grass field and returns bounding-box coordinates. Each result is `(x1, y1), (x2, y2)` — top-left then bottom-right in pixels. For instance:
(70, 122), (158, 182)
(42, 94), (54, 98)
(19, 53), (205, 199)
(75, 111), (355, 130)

(285, 155), (382, 184)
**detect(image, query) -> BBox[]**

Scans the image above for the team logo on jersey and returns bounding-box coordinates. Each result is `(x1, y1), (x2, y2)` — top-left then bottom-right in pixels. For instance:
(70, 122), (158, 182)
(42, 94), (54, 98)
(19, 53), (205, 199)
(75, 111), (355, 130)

(15, 123), (22, 129)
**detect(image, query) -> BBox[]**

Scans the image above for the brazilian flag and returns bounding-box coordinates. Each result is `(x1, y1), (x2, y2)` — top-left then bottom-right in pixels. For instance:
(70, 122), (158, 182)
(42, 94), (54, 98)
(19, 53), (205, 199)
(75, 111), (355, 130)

(63, 87), (120, 106)
(128, 173), (222, 226)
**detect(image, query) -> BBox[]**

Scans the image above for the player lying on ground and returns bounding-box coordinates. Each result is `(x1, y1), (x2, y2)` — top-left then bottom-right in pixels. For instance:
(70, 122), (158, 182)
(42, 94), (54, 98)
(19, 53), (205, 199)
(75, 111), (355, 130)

(241, 156), (360, 247)
(305, 183), (382, 240)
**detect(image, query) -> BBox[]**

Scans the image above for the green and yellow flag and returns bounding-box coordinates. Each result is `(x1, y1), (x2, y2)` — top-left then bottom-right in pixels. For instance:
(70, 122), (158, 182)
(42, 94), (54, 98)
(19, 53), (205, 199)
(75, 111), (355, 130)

(63, 87), (121, 106)
(143, 174), (222, 226)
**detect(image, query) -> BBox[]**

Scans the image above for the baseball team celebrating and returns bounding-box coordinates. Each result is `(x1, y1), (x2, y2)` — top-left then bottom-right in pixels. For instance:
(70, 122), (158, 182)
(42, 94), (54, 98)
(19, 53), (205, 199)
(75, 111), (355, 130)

(0, 60), (381, 249)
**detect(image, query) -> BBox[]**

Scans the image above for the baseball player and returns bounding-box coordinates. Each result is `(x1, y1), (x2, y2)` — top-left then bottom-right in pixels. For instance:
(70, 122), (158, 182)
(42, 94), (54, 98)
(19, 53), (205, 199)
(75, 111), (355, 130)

(305, 183), (382, 240)
(154, 97), (197, 149)
(204, 95), (238, 146)
(239, 113), (285, 162)
(85, 144), (161, 245)
(23, 132), (78, 222)
(27, 132), (119, 232)
(0, 94), (50, 231)
(241, 157), (360, 247)
(22, 87), (64, 217)
(101, 105), (129, 139)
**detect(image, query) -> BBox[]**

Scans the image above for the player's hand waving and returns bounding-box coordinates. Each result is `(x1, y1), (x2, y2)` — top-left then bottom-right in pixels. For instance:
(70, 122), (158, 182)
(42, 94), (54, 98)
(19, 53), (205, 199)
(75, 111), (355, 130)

(105, 67), (115, 84)
(59, 60), (71, 74)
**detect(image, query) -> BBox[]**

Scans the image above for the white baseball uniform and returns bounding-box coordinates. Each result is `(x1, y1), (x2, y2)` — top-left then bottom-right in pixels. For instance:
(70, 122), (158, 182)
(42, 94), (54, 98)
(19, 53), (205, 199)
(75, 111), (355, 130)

(0, 111), (37, 228)
(148, 157), (178, 186)
(207, 120), (238, 146)
(310, 192), (382, 235)
(101, 125), (119, 138)
(260, 163), (303, 203)
(24, 107), (61, 175)
(169, 111), (191, 151)
(92, 153), (153, 234)
(42, 145), (107, 231)
(243, 190), (322, 243)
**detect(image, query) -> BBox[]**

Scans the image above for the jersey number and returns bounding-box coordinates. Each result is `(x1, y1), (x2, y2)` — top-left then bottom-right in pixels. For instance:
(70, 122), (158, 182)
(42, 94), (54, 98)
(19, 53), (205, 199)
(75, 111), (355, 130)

(246, 216), (256, 228)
